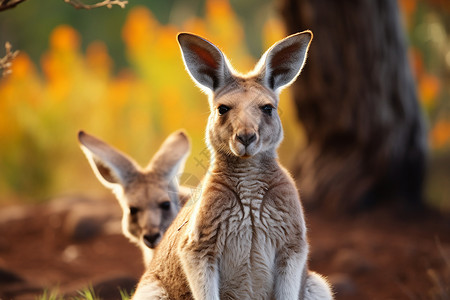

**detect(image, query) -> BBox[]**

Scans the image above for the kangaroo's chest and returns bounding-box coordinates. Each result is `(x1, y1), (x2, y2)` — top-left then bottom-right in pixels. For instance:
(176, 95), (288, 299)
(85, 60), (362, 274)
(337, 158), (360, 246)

(216, 181), (288, 299)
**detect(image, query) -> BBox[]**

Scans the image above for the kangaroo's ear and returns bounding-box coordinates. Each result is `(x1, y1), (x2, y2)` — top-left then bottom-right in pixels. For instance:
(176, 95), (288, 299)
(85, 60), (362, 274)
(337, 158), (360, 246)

(78, 131), (138, 189)
(148, 130), (191, 180)
(177, 33), (233, 92)
(257, 31), (313, 93)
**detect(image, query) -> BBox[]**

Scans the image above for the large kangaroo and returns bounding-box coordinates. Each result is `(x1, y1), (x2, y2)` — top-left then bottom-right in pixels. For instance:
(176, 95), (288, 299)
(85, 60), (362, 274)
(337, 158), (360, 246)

(78, 130), (191, 265)
(133, 32), (333, 299)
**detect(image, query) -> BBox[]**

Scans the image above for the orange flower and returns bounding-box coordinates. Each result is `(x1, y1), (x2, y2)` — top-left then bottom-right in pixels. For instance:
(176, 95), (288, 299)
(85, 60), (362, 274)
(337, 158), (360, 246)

(156, 25), (179, 60)
(409, 48), (424, 79)
(50, 25), (80, 52)
(431, 120), (450, 149)
(205, 0), (244, 48)
(207, 0), (234, 20)
(86, 41), (113, 76)
(418, 73), (441, 108)
(8, 52), (35, 79)
(2, 52), (34, 81)
(107, 71), (134, 109)
(122, 7), (158, 54)
(398, 0), (417, 28)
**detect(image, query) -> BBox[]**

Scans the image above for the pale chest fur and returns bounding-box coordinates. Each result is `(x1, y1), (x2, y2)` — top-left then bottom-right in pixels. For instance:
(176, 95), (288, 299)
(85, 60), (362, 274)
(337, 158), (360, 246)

(190, 168), (305, 300)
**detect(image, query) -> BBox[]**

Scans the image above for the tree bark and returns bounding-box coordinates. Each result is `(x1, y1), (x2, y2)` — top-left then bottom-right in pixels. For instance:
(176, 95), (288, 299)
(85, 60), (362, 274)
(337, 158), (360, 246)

(280, 0), (428, 213)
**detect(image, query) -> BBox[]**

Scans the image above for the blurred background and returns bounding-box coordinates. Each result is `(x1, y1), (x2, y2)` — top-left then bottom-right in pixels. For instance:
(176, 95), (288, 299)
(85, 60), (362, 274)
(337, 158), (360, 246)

(0, 0), (300, 204)
(0, 0), (449, 210)
(0, 0), (449, 299)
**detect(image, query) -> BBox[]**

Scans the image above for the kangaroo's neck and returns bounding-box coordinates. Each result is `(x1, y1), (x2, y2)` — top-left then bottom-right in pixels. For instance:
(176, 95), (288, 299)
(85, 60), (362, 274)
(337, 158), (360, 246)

(207, 151), (286, 214)
(210, 151), (281, 180)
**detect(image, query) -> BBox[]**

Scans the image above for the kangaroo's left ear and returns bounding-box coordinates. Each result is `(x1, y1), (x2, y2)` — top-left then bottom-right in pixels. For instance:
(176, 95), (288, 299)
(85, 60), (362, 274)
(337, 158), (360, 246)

(256, 31), (313, 93)
(177, 33), (234, 93)
(78, 131), (139, 189)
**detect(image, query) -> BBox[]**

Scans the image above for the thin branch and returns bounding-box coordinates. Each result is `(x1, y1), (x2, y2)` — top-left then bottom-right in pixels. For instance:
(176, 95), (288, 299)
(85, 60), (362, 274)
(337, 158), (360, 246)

(0, 0), (128, 11)
(0, 0), (28, 12)
(64, 0), (128, 9)
(0, 42), (19, 77)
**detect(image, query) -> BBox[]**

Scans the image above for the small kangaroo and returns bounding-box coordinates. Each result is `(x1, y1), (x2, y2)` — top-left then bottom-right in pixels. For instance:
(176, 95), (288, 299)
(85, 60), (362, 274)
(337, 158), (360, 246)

(133, 32), (333, 299)
(78, 130), (191, 265)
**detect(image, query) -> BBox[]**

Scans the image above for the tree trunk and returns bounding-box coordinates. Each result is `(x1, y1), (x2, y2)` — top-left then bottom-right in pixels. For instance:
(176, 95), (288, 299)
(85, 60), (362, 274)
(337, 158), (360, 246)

(280, 0), (428, 213)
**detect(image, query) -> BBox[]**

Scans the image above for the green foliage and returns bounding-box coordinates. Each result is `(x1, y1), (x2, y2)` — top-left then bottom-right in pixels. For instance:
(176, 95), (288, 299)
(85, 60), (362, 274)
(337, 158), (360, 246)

(36, 289), (63, 300)
(35, 285), (133, 300)
(73, 286), (100, 300)
(119, 287), (132, 300)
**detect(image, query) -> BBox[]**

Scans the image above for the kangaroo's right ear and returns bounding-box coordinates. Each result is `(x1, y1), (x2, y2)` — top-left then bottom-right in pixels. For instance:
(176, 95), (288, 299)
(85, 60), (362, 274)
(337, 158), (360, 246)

(148, 130), (191, 181)
(177, 33), (234, 93)
(256, 31), (313, 94)
(78, 131), (138, 189)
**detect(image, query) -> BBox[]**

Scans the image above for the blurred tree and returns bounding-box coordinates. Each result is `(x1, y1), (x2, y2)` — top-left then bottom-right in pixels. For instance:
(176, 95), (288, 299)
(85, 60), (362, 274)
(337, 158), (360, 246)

(281, 0), (428, 214)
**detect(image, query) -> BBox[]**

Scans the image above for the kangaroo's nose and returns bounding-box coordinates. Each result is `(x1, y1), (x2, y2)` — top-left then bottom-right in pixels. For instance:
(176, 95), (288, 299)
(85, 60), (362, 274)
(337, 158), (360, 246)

(236, 133), (257, 146)
(143, 233), (161, 248)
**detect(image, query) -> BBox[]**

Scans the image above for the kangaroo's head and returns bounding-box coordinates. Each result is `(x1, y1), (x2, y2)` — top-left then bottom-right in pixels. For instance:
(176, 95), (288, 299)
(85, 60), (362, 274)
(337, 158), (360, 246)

(178, 32), (312, 159)
(78, 130), (190, 249)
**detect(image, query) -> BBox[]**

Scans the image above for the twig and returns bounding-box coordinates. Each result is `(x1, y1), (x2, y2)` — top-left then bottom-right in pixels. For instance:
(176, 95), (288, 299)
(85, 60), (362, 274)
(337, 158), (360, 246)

(0, 42), (19, 77)
(64, 0), (128, 9)
(0, 0), (27, 12)
(0, 0), (128, 12)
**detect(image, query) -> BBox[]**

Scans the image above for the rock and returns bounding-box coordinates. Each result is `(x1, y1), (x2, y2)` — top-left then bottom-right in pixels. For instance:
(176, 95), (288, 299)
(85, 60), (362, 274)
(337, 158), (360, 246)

(64, 210), (105, 241)
(0, 267), (42, 300)
(47, 195), (95, 215)
(332, 248), (373, 275)
(62, 245), (80, 263)
(54, 196), (121, 241)
(328, 272), (357, 296)
(0, 267), (25, 286)
(0, 205), (32, 225)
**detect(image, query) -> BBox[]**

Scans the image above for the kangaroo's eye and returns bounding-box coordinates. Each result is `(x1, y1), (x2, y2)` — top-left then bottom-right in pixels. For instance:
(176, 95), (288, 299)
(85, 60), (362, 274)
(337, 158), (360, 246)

(218, 105), (231, 116)
(159, 201), (171, 211)
(261, 104), (274, 116)
(129, 206), (140, 216)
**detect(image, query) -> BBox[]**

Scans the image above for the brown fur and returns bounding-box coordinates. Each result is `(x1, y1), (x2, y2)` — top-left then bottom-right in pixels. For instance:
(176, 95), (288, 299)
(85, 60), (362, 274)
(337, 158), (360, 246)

(133, 32), (333, 300)
(78, 130), (191, 265)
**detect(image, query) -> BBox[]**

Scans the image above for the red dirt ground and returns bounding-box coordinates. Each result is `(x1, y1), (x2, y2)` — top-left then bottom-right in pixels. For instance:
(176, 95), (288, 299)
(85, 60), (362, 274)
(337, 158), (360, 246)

(0, 198), (449, 300)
